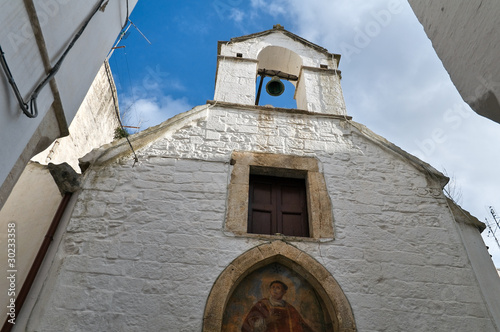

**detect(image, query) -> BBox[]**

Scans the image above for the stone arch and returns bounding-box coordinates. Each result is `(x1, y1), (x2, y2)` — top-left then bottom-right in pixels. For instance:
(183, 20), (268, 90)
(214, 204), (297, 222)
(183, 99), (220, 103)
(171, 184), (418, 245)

(203, 241), (356, 331)
(257, 46), (303, 87)
(255, 46), (303, 108)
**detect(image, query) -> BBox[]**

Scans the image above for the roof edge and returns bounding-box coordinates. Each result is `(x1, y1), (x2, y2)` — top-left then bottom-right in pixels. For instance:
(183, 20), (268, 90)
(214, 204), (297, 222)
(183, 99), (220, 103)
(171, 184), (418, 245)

(219, 25), (341, 63)
(348, 120), (449, 189)
(78, 104), (211, 170)
(446, 198), (486, 232)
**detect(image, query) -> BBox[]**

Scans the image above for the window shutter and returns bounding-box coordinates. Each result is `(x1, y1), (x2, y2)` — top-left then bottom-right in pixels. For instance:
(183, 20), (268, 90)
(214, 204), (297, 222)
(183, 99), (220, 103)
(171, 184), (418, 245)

(248, 175), (309, 237)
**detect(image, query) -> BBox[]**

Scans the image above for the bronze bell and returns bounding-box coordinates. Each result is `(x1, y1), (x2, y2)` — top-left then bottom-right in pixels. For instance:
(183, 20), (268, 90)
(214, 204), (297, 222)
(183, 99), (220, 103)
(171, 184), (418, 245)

(266, 76), (285, 96)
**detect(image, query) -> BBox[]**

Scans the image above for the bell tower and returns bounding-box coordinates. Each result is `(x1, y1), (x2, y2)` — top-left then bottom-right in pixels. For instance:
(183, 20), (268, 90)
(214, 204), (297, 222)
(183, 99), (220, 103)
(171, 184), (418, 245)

(213, 24), (347, 115)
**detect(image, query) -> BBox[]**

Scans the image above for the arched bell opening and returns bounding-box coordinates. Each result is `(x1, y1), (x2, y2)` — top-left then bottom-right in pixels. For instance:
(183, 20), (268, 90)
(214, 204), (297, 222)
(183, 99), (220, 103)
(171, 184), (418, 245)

(255, 46), (303, 109)
(255, 77), (297, 108)
(202, 241), (357, 332)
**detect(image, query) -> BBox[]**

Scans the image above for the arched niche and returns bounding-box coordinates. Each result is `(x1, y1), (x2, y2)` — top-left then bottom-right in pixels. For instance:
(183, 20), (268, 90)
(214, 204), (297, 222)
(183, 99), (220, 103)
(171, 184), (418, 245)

(256, 46), (303, 108)
(203, 241), (356, 332)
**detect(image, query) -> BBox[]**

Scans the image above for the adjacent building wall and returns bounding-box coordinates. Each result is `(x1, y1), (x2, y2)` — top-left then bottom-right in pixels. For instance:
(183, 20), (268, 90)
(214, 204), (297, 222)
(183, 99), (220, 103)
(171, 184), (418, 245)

(448, 198), (500, 327)
(408, 0), (500, 123)
(456, 220), (500, 326)
(1, 60), (121, 330)
(0, 163), (61, 323)
(0, 0), (138, 209)
(32, 62), (121, 172)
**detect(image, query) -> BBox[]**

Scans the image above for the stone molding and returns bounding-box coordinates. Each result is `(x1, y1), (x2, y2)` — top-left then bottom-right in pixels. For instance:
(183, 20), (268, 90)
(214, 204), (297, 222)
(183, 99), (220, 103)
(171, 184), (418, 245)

(202, 241), (357, 331)
(225, 151), (334, 240)
(446, 197), (486, 231)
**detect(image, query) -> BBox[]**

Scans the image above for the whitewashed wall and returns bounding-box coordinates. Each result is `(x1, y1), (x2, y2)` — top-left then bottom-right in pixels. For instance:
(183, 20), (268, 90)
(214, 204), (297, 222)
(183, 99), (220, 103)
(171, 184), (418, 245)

(26, 104), (498, 331)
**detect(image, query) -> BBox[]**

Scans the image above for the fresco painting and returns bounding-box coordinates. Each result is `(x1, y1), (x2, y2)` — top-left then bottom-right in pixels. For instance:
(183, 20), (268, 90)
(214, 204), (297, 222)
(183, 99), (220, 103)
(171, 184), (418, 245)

(222, 263), (333, 332)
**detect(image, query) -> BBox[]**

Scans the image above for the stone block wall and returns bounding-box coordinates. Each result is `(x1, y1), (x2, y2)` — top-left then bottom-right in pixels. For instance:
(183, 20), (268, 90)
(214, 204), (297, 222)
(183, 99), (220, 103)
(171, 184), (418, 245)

(214, 57), (257, 105)
(26, 105), (497, 331)
(296, 67), (346, 115)
(220, 31), (336, 69)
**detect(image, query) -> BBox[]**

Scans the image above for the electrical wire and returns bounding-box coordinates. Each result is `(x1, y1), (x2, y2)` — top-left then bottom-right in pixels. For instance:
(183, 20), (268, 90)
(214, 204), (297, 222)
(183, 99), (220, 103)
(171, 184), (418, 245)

(123, 48), (140, 124)
(0, 45), (30, 115)
(106, 22), (132, 61)
(104, 60), (139, 166)
(0, 0), (107, 118)
(122, 0), (129, 30)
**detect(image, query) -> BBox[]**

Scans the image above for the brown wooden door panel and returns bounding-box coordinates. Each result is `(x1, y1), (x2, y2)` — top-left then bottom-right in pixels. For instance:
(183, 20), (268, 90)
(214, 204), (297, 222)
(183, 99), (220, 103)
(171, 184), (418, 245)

(280, 184), (303, 207)
(250, 210), (273, 234)
(251, 182), (273, 204)
(282, 213), (307, 237)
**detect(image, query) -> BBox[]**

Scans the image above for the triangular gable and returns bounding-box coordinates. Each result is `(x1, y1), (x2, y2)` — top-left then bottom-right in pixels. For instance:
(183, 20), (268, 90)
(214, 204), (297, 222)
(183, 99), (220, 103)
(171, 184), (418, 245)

(217, 24), (341, 64)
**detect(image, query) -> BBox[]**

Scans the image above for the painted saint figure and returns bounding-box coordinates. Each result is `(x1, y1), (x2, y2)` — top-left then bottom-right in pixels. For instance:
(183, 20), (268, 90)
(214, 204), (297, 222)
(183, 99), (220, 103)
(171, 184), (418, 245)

(241, 280), (313, 332)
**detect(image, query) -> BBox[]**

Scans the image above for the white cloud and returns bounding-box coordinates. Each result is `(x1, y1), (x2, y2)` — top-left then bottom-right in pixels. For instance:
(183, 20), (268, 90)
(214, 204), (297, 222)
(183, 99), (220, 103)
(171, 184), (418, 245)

(116, 65), (193, 132)
(119, 94), (192, 132)
(251, 0), (396, 46)
(229, 8), (245, 23)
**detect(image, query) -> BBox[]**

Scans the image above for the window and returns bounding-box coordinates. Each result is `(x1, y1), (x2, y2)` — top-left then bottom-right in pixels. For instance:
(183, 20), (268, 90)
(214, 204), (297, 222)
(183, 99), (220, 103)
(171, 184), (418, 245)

(225, 151), (334, 240)
(248, 175), (309, 237)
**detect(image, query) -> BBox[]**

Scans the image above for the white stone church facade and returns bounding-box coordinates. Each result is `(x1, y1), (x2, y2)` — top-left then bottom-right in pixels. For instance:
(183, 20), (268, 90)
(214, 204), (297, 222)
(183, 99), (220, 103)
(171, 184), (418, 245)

(19, 26), (500, 331)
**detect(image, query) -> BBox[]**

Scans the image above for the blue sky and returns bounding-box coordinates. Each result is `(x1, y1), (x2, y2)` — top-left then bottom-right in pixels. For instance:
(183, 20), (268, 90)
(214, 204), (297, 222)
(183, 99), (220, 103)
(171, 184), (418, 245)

(109, 0), (500, 267)
(109, 0), (306, 125)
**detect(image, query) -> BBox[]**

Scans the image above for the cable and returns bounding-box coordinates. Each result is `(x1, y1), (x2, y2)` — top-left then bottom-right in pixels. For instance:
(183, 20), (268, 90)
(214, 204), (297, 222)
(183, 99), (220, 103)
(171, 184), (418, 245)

(123, 48), (139, 123)
(106, 22), (132, 61)
(29, 0), (107, 118)
(0, 45), (30, 115)
(122, 0), (129, 30)
(0, 0), (107, 118)
(129, 20), (152, 45)
(104, 60), (139, 166)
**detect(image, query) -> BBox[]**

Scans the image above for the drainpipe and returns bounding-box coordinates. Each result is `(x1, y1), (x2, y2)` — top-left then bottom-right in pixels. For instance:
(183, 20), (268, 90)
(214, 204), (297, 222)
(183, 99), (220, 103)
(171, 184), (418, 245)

(1, 193), (72, 332)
